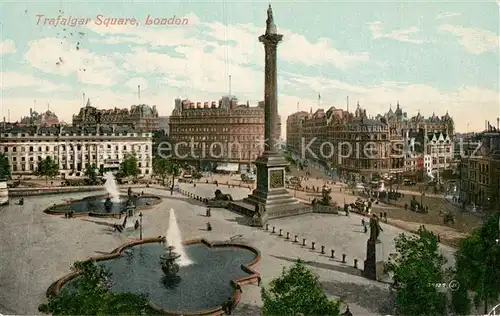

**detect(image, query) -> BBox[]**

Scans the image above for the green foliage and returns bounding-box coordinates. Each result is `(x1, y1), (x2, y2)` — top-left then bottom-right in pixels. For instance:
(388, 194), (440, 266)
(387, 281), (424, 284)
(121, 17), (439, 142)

(38, 261), (154, 315)
(385, 227), (448, 316)
(35, 156), (59, 184)
(152, 130), (171, 159)
(0, 152), (11, 180)
(153, 157), (171, 185)
(261, 260), (341, 316)
(451, 212), (500, 315)
(84, 163), (99, 185)
(153, 157), (180, 187)
(120, 153), (140, 179)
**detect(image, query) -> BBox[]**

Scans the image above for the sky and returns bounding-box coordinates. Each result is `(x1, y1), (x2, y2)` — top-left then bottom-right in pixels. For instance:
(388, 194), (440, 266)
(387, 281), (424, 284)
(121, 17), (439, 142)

(0, 0), (498, 135)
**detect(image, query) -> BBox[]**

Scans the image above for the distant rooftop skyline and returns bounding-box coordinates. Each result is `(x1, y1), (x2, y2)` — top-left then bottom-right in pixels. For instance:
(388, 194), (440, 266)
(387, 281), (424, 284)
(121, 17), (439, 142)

(0, 1), (498, 134)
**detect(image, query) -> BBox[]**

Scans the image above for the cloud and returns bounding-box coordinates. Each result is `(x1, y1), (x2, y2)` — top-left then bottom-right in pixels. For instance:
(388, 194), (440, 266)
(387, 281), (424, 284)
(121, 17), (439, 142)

(0, 39), (16, 55)
(86, 13), (369, 70)
(278, 30), (370, 69)
(24, 37), (122, 86)
(439, 24), (500, 54)
(367, 21), (427, 44)
(0, 72), (71, 92)
(8, 12), (496, 135)
(436, 12), (462, 19)
(4, 69), (495, 135)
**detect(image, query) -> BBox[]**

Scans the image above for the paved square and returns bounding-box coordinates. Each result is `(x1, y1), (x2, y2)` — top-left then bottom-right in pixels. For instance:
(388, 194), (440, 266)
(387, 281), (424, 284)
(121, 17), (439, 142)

(0, 184), (455, 315)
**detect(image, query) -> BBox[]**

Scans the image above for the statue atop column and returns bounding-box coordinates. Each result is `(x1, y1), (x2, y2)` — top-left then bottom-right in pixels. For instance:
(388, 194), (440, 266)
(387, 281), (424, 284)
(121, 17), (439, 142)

(266, 4), (277, 35)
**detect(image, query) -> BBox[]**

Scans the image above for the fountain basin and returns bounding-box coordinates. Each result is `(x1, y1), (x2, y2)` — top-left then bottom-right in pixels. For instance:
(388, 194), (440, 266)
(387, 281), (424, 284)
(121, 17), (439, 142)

(44, 194), (162, 217)
(46, 237), (261, 315)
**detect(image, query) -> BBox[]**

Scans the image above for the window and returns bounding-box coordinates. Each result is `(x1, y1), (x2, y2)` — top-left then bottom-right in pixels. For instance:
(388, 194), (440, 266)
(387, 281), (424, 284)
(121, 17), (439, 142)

(29, 146), (33, 152)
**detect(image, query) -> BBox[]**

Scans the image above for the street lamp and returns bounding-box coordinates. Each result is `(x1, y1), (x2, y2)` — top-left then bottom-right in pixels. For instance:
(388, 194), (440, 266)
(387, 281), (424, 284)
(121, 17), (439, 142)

(139, 212), (143, 240)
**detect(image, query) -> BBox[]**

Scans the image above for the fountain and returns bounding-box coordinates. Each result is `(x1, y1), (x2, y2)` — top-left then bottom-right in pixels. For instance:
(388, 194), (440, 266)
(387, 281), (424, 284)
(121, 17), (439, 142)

(104, 172), (120, 203)
(52, 238), (260, 314)
(160, 246), (181, 275)
(166, 208), (193, 266)
(123, 188), (139, 229)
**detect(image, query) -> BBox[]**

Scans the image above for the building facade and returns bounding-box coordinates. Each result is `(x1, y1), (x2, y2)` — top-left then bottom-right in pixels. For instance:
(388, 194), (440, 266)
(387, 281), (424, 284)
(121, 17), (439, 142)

(287, 102), (455, 181)
(286, 103), (400, 180)
(459, 125), (500, 209)
(1, 125), (152, 178)
(72, 99), (160, 132)
(20, 108), (60, 126)
(158, 116), (170, 135)
(169, 96), (281, 172)
(380, 103), (455, 177)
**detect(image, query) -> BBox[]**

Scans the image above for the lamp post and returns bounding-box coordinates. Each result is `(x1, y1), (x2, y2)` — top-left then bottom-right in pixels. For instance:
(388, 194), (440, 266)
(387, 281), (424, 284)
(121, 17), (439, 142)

(139, 212), (143, 240)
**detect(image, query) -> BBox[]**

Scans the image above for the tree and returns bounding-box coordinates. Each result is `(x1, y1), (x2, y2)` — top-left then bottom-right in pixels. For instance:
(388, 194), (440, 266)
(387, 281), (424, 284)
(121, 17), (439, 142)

(35, 156), (59, 184)
(0, 152), (11, 180)
(84, 163), (99, 185)
(152, 157), (170, 185)
(38, 260), (154, 315)
(152, 130), (171, 159)
(166, 159), (180, 188)
(120, 153), (140, 180)
(261, 260), (341, 316)
(451, 212), (500, 315)
(385, 227), (448, 316)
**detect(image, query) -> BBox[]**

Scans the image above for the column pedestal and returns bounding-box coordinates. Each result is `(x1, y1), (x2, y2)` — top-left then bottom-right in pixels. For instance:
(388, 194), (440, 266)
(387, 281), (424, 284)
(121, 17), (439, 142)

(363, 239), (386, 281)
(231, 152), (312, 220)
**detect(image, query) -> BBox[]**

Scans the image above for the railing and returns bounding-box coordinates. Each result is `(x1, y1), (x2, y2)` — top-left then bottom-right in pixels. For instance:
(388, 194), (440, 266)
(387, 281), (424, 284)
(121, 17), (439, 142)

(488, 302), (500, 315)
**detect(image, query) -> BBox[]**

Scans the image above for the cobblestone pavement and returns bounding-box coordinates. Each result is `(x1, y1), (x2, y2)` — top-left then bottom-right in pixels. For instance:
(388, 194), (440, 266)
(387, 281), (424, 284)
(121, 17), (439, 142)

(0, 185), (455, 315)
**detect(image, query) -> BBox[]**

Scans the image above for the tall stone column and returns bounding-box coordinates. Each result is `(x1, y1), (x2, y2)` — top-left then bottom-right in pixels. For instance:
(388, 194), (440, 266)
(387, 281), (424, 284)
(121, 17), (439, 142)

(237, 5), (310, 219)
(259, 27), (282, 153)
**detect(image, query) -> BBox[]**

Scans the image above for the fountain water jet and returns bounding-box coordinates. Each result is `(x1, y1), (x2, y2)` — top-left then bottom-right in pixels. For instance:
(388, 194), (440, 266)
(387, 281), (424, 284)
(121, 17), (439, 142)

(166, 208), (193, 266)
(104, 172), (121, 203)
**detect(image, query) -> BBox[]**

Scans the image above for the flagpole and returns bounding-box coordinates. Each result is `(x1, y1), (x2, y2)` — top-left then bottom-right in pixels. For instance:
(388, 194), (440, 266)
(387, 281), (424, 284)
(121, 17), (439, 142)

(318, 93), (321, 108)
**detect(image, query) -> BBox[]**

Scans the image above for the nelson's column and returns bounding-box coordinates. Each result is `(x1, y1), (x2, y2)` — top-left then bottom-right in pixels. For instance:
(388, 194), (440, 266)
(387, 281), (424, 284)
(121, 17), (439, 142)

(231, 5), (312, 222)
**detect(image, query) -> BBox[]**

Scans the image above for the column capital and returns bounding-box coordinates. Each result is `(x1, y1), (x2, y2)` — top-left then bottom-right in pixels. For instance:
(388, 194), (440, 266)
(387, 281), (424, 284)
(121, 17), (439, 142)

(259, 33), (283, 45)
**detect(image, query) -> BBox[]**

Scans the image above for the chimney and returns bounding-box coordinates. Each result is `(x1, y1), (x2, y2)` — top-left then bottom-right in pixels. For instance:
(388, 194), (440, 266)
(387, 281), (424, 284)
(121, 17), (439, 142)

(196, 102), (201, 108)
(211, 101), (216, 108)
(182, 100), (189, 109)
(189, 102), (195, 109)
(230, 100), (237, 109)
(204, 102), (209, 108)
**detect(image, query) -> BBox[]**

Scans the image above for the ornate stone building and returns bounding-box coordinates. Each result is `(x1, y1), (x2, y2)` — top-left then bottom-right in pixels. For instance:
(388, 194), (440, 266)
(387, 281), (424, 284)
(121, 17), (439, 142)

(169, 96), (281, 172)
(1, 125), (152, 178)
(287, 102), (400, 180)
(459, 124), (500, 209)
(72, 99), (159, 132)
(20, 108), (59, 126)
(378, 103), (455, 176)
